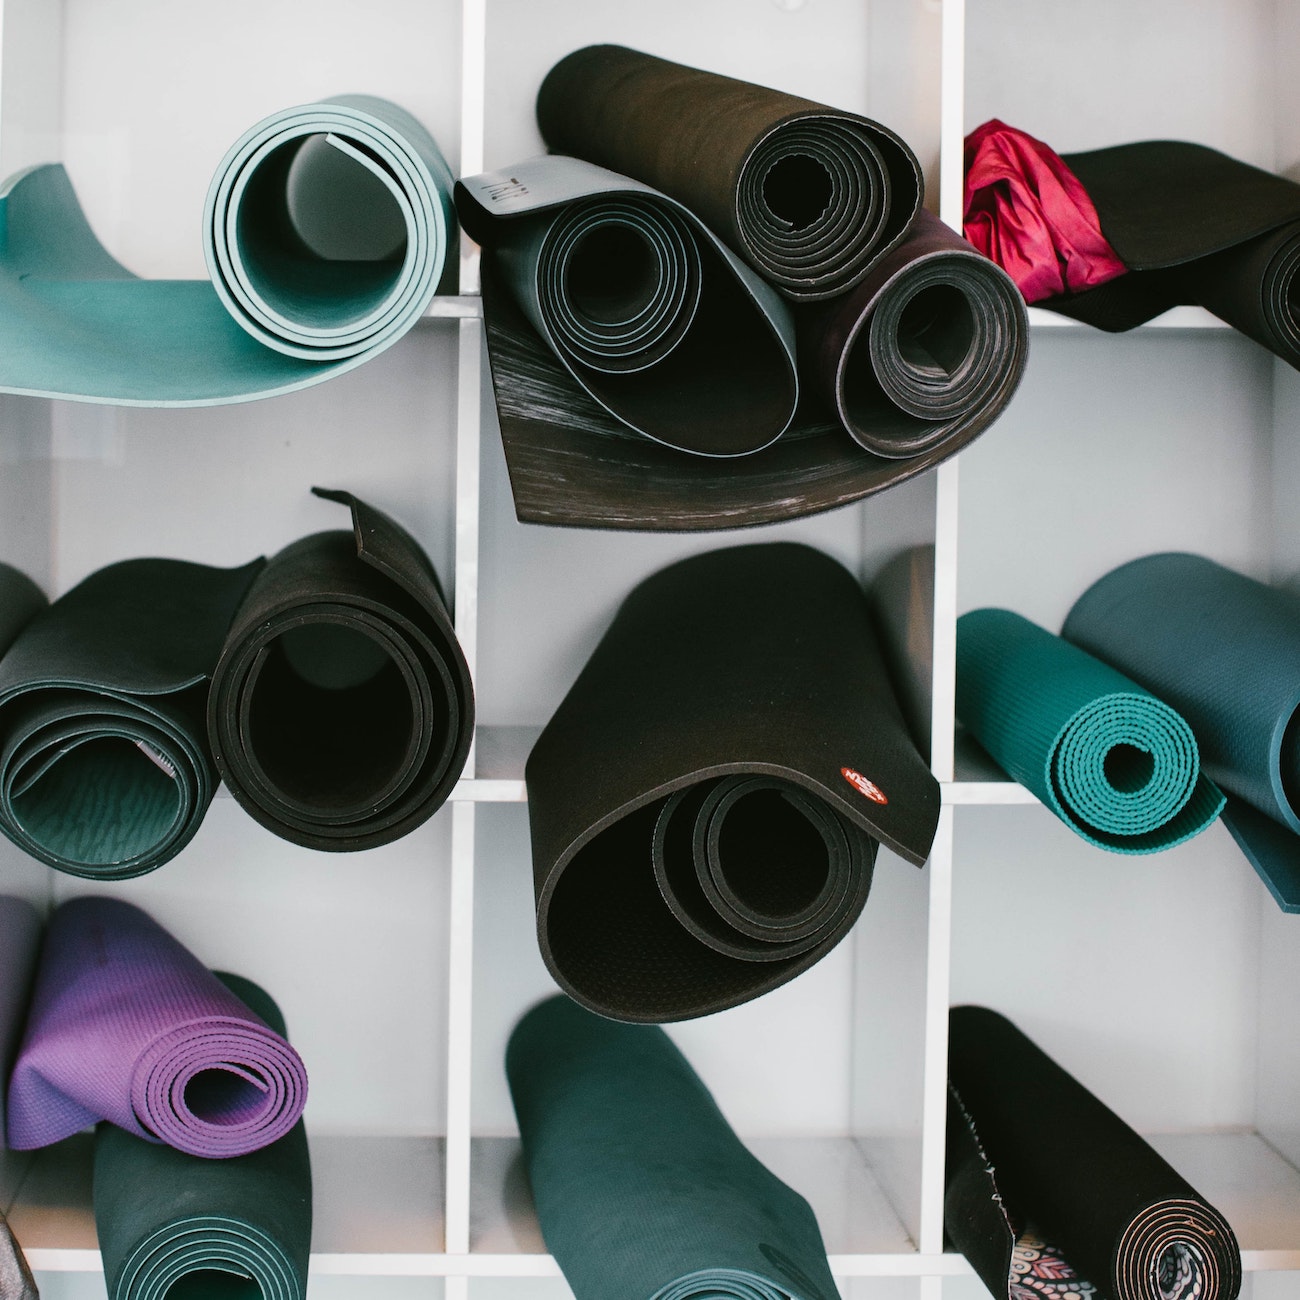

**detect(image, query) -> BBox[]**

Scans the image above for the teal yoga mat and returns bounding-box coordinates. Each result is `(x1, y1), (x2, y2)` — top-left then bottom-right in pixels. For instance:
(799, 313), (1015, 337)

(956, 608), (1224, 852)
(0, 96), (452, 405)
(507, 995), (841, 1300)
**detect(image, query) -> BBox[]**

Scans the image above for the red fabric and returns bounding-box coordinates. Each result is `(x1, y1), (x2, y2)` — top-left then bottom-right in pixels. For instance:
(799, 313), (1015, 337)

(963, 119), (1128, 303)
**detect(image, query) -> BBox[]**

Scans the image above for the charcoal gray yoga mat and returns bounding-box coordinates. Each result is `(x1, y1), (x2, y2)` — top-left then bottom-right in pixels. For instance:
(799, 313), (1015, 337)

(508, 995), (841, 1300)
(537, 44), (922, 302)
(526, 544), (939, 1022)
(456, 155), (799, 458)
(1063, 553), (1300, 910)
(0, 557), (262, 878)
(209, 488), (472, 851)
(94, 974), (310, 1300)
(947, 1006), (1241, 1300)
(0, 97), (452, 404)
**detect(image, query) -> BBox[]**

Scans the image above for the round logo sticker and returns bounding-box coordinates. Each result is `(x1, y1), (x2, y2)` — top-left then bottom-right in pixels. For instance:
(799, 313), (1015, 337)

(842, 767), (888, 804)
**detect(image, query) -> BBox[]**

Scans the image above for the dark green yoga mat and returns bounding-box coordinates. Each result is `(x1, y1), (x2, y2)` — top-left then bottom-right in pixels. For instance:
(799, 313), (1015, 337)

(507, 995), (840, 1300)
(1064, 553), (1300, 909)
(0, 97), (452, 405)
(94, 973), (311, 1300)
(956, 608), (1224, 852)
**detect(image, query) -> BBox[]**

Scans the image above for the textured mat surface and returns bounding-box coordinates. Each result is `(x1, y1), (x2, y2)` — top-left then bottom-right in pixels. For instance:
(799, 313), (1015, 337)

(537, 44), (921, 302)
(947, 1007), (1241, 1300)
(956, 609), (1223, 852)
(0, 557), (262, 878)
(507, 995), (841, 1300)
(209, 488), (472, 851)
(1064, 553), (1300, 908)
(7, 897), (307, 1157)
(0, 97), (452, 404)
(95, 973), (310, 1300)
(526, 544), (938, 1022)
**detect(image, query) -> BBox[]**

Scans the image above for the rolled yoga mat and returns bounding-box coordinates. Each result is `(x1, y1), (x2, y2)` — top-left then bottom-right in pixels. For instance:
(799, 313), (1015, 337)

(7, 896), (308, 1158)
(209, 487), (473, 851)
(508, 994), (841, 1300)
(537, 44), (922, 302)
(526, 543), (939, 1022)
(0, 96), (452, 404)
(1063, 553), (1300, 910)
(94, 973), (310, 1300)
(955, 608), (1224, 852)
(0, 556), (262, 879)
(946, 1006), (1241, 1300)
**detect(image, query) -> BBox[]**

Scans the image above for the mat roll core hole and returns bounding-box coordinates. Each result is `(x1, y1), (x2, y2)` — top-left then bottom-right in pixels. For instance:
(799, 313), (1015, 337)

(1104, 743), (1156, 794)
(565, 224), (660, 325)
(715, 788), (832, 920)
(1157, 1241), (1206, 1300)
(165, 1272), (261, 1300)
(896, 284), (976, 377)
(762, 154), (833, 231)
(182, 1066), (270, 1127)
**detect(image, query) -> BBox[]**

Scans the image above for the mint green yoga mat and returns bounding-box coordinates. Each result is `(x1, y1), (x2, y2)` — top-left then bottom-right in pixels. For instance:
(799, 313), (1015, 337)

(956, 609), (1224, 852)
(507, 995), (840, 1300)
(0, 96), (452, 405)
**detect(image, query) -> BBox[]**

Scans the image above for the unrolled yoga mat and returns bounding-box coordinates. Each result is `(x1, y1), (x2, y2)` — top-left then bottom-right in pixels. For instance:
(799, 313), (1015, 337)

(537, 45), (922, 302)
(1063, 553), (1300, 910)
(947, 1006), (1241, 1300)
(0, 556), (262, 879)
(456, 155), (798, 457)
(508, 995), (841, 1300)
(7, 896), (307, 1158)
(0, 96), (452, 404)
(526, 543), (939, 1022)
(209, 487), (473, 851)
(95, 973), (310, 1300)
(955, 609), (1224, 852)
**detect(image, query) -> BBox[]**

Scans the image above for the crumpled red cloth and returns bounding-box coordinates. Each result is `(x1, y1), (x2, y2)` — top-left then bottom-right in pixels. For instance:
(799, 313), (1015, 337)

(964, 119), (1128, 303)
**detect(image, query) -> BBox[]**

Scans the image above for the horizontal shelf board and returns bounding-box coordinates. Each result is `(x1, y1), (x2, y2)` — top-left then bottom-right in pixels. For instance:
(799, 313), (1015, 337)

(945, 731), (1038, 805)
(422, 295), (483, 319)
(1026, 306), (1226, 331)
(451, 726), (536, 802)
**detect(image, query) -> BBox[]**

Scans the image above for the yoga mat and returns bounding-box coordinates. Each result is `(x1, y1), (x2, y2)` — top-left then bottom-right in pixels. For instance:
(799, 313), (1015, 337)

(456, 156), (799, 457)
(526, 543), (939, 1022)
(0, 97), (452, 404)
(7, 896), (308, 1157)
(802, 209), (1029, 459)
(507, 994), (841, 1300)
(946, 1006), (1241, 1300)
(1063, 553), (1300, 909)
(537, 45), (922, 302)
(209, 488), (472, 851)
(955, 609), (1224, 853)
(95, 973), (310, 1300)
(0, 556), (262, 879)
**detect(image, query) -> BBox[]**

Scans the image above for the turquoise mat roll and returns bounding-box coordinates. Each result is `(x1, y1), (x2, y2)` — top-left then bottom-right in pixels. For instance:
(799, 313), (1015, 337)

(956, 608), (1224, 852)
(0, 97), (452, 405)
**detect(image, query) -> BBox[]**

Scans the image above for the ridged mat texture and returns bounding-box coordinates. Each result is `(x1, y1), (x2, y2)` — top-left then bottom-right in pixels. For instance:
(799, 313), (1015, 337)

(209, 488), (473, 851)
(7, 897), (307, 1158)
(0, 96), (452, 405)
(0, 556), (262, 879)
(1064, 553), (1300, 910)
(507, 995), (841, 1300)
(955, 608), (1224, 852)
(525, 543), (939, 1022)
(947, 1007), (1241, 1300)
(95, 973), (311, 1300)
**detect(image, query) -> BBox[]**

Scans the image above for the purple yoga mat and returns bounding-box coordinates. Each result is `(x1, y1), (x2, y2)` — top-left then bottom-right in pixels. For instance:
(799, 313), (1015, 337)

(6, 897), (307, 1158)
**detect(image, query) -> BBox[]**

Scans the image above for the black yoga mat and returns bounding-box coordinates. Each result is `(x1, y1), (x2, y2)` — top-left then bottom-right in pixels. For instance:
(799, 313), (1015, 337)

(802, 209), (1028, 459)
(209, 488), (473, 851)
(1063, 553), (1300, 910)
(94, 973), (311, 1300)
(1040, 142), (1300, 364)
(456, 156), (799, 458)
(508, 995), (841, 1300)
(947, 1007), (1241, 1300)
(0, 557), (262, 878)
(537, 45), (922, 302)
(526, 543), (939, 1022)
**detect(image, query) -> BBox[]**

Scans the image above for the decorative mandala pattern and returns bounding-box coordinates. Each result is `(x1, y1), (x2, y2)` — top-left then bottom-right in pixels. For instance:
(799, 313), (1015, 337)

(1157, 1243), (1206, 1300)
(1009, 1228), (1099, 1300)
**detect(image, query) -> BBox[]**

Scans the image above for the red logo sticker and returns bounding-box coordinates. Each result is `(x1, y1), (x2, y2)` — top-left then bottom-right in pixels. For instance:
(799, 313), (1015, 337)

(842, 767), (888, 804)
